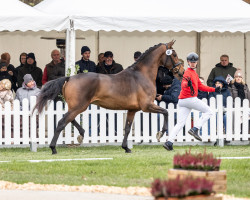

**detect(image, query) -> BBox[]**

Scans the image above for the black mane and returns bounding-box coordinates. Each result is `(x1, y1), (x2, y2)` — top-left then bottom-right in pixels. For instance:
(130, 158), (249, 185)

(128, 43), (164, 70)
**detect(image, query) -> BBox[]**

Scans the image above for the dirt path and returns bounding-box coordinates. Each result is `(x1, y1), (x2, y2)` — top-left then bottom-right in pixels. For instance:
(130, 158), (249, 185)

(0, 180), (249, 200)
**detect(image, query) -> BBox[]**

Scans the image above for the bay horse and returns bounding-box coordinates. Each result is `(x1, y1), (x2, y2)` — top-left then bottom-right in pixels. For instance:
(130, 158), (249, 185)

(34, 40), (185, 154)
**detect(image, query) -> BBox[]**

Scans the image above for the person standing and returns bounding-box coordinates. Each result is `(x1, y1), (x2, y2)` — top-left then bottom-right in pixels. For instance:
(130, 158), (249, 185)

(134, 51), (142, 61)
(207, 54), (237, 87)
(42, 49), (65, 85)
(76, 46), (96, 73)
(163, 52), (220, 151)
(96, 51), (123, 74)
(96, 53), (104, 67)
(17, 53), (43, 88)
(1, 53), (17, 92)
(16, 52), (27, 73)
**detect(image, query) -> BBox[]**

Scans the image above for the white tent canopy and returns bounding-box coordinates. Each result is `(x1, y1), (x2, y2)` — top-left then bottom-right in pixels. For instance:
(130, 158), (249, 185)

(36, 0), (250, 33)
(0, 0), (68, 32)
(35, 0), (250, 75)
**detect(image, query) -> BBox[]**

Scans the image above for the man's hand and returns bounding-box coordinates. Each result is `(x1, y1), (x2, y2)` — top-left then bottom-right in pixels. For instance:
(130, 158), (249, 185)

(215, 86), (221, 93)
(156, 95), (162, 101)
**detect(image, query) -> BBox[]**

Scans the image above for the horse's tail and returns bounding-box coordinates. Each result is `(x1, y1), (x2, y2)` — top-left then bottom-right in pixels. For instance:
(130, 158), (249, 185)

(33, 76), (70, 114)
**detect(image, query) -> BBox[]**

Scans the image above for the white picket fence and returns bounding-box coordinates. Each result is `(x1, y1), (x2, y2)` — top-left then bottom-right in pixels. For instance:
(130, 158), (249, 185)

(0, 95), (249, 147)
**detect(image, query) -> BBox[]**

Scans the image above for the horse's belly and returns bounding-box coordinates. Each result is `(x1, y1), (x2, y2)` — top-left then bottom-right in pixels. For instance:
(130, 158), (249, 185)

(92, 99), (140, 110)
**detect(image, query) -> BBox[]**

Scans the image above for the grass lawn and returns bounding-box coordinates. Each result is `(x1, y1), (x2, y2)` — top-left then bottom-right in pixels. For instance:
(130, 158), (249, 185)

(0, 145), (249, 198)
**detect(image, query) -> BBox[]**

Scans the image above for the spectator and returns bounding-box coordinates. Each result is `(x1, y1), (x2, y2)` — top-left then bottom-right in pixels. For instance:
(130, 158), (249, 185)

(96, 53), (104, 67)
(16, 52), (27, 73)
(15, 74), (40, 109)
(155, 75), (181, 108)
(208, 76), (231, 135)
(0, 62), (14, 90)
(156, 66), (173, 95)
(97, 51), (123, 74)
(134, 51), (142, 61)
(0, 79), (13, 109)
(207, 54), (237, 87)
(198, 77), (209, 100)
(1, 53), (17, 92)
(76, 46), (96, 73)
(229, 68), (250, 105)
(17, 53), (43, 88)
(42, 49), (65, 85)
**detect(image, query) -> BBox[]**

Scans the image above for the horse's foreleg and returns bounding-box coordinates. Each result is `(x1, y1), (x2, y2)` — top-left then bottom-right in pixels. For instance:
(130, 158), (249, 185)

(144, 104), (168, 141)
(71, 119), (85, 144)
(122, 111), (136, 153)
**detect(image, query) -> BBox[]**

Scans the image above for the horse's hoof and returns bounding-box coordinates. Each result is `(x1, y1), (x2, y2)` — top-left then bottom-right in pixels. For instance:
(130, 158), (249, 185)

(122, 146), (132, 153)
(156, 131), (164, 142)
(50, 146), (57, 155)
(77, 135), (83, 144)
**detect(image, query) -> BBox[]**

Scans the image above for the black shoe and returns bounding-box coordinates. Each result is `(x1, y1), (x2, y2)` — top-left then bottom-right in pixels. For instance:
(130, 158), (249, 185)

(188, 127), (202, 141)
(163, 141), (173, 151)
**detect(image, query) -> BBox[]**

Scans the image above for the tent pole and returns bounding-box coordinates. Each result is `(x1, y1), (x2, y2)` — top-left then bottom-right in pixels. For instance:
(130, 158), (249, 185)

(244, 33), (247, 83)
(96, 31), (100, 63)
(65, 19), (76, 76)
(196, 32), (201, 76)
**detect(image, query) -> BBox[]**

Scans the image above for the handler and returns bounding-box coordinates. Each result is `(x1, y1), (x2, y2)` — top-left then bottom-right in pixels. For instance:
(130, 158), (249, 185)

(163, 52), (221, 151)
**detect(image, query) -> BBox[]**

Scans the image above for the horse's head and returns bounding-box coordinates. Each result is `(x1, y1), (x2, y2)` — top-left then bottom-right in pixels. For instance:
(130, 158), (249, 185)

(162, 40), (185, 81)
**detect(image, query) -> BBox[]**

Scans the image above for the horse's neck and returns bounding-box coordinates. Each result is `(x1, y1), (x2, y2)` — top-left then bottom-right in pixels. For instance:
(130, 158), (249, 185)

(143, 45), (166, 81)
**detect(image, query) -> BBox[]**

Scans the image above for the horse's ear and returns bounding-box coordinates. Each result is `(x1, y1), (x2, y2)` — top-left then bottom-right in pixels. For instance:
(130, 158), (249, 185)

(168, 40), (176, 48)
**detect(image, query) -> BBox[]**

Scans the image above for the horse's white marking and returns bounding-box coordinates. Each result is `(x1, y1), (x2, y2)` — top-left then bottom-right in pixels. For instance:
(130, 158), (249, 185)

(0, 158), (113, 163)
(218, 157), (250, 159)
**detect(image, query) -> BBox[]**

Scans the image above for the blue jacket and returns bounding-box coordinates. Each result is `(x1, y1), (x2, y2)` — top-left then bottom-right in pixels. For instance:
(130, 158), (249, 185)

(161, 78), (181, 108)
(208, 76), (231, 107)
(198, 90), (208, 100)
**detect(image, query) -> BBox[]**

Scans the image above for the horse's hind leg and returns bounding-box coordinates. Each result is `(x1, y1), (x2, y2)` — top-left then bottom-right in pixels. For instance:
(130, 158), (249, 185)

(71, 119), (85, 143)
(122, 111), (136, 153)
(50, 110), (80, 154)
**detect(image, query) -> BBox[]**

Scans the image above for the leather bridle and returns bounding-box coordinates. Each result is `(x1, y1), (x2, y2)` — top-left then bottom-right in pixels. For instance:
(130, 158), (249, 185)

(165, 43), (183, 76)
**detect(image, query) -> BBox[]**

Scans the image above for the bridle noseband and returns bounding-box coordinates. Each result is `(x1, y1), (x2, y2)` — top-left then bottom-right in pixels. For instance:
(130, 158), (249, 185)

(164, 43), (183, 75)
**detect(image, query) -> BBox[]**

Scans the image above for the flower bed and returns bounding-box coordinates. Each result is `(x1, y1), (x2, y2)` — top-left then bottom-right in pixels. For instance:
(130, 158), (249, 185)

(173, 149), (221, 171)
(168, 149), (226, 193)
(151, 176), (222, 200)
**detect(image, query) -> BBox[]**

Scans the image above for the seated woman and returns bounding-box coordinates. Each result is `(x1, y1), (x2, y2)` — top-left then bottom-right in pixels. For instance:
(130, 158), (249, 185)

(15, 74), (40, 109)
(229, 68), (250, 104)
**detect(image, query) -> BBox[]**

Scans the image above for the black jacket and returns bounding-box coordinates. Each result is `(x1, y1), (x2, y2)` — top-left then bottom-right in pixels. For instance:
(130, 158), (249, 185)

(17, 63), (43, 88)
(97, 61), (123, 74)
(0, 71), (14, 90)
(208, 76), (231, 107)
(156, 66), (173, 95)
(76, 58), (96, 73)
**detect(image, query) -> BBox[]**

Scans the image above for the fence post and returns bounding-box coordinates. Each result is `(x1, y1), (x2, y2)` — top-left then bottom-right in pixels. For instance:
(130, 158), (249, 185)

(216, 95), (224, 147)
(30, 96), (37, 152)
